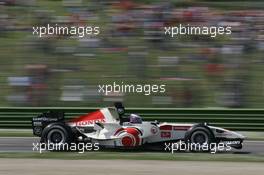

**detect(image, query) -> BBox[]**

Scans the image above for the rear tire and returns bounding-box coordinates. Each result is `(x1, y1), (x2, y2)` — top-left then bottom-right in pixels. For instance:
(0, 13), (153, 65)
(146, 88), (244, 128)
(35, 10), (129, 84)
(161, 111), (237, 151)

(41, 123), (73, 151)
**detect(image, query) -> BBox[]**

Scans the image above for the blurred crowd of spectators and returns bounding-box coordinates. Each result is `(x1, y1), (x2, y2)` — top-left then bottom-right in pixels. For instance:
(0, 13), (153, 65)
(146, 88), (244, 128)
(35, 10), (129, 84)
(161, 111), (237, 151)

(0, 0), (263, 107)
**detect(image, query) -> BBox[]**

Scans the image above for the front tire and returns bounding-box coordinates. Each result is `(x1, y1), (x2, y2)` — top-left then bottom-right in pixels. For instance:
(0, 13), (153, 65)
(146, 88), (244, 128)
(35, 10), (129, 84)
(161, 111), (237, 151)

(185, 127), (215, 152)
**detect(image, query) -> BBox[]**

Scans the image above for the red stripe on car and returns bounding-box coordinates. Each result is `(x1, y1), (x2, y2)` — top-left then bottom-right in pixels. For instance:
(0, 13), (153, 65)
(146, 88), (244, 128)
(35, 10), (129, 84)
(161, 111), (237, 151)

(159, 125), (173, 130)
(114, 128), (125, 136)
(70, 110), (105, 126)
(115, 127), (142, 146)
(125, 128), (141, 146)
(161, 132), (171, 138)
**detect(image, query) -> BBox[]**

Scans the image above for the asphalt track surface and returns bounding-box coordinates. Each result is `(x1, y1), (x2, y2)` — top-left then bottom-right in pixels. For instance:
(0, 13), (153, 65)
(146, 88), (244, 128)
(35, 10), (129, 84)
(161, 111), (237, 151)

(0, 137), (263, 153)
(0, 159), (263, 175)
(0, 138), (263, 175)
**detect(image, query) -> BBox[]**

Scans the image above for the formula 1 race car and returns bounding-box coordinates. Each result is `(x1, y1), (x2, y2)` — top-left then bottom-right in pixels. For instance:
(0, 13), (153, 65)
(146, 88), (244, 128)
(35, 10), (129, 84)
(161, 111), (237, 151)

(32, 103), (245, 151)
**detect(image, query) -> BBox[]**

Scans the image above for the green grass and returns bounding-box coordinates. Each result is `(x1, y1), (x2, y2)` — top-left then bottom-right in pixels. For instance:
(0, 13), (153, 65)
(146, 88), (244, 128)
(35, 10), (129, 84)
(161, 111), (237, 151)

(0, 130), (33, 137)
(0, 151), (263, 162)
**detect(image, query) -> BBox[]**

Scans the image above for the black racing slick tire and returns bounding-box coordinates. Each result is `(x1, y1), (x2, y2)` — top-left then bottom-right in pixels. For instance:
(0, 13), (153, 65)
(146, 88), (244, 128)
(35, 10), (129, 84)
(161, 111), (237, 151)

(40, 123), (73, 151)
(185, 127), (215, 152)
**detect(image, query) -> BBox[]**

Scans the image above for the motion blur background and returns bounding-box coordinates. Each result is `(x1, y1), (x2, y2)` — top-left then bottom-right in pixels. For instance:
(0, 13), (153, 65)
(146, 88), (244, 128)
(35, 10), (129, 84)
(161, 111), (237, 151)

(0, 0), (263, 108)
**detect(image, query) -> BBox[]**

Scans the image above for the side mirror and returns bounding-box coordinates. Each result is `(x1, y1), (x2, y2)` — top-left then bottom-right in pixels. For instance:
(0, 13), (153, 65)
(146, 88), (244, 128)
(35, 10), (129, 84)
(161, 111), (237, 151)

(114, 102), (125, 116)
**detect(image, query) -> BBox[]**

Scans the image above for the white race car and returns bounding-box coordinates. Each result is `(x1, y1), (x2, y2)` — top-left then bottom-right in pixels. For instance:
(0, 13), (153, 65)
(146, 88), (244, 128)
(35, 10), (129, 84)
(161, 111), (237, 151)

(32, 103), (244, 151)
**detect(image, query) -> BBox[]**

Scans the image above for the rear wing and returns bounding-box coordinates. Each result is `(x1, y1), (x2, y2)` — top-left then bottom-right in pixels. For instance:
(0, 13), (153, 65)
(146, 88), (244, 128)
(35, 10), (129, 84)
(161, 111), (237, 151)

(32, 111), (65, 136)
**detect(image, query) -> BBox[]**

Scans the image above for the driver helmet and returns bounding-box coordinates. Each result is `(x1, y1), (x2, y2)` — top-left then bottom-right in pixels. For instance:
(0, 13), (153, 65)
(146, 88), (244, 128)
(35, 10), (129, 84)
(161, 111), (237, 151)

(129, 114), (142, 124)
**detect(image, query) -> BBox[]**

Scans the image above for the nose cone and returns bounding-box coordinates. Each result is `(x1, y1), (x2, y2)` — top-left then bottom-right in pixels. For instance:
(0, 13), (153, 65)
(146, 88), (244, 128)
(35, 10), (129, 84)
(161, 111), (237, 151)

(229, 130), (245, 139)
(211, 126), (245, 140)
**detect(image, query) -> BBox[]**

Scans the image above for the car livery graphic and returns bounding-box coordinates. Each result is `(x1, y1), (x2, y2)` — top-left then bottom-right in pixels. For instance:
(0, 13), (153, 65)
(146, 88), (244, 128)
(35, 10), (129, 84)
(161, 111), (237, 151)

(32, 103), (244, 151)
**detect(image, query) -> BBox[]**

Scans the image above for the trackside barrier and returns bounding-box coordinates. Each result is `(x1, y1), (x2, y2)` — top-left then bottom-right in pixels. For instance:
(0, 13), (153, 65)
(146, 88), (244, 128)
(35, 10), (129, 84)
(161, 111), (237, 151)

(0, 107), (263, 131)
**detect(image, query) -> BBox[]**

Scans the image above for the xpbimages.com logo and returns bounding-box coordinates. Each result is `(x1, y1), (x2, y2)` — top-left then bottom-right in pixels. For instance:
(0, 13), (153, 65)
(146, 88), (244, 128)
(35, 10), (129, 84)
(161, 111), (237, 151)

(32, 141), (100, 153)
(32, 24), (100, 38)
(98, 82), (166, 96)
(164, 140), (232, 154)
(164, 24), (232, 38)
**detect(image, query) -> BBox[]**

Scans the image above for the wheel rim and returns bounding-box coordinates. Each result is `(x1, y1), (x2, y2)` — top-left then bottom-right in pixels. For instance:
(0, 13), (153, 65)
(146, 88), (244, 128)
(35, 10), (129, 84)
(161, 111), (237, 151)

(47, 129), (65, 144)
(190, 131), (209, 144)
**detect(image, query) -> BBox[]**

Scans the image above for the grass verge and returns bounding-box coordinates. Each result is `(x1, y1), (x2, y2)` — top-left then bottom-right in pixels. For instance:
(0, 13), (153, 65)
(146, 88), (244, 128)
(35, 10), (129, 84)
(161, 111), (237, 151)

(0, 151), (263, 162)
(0, 130), (33, 137)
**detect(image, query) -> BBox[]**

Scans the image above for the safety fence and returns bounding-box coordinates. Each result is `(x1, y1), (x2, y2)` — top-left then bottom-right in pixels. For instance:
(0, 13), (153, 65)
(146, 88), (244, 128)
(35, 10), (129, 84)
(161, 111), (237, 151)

(0, 107), (263, 131)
